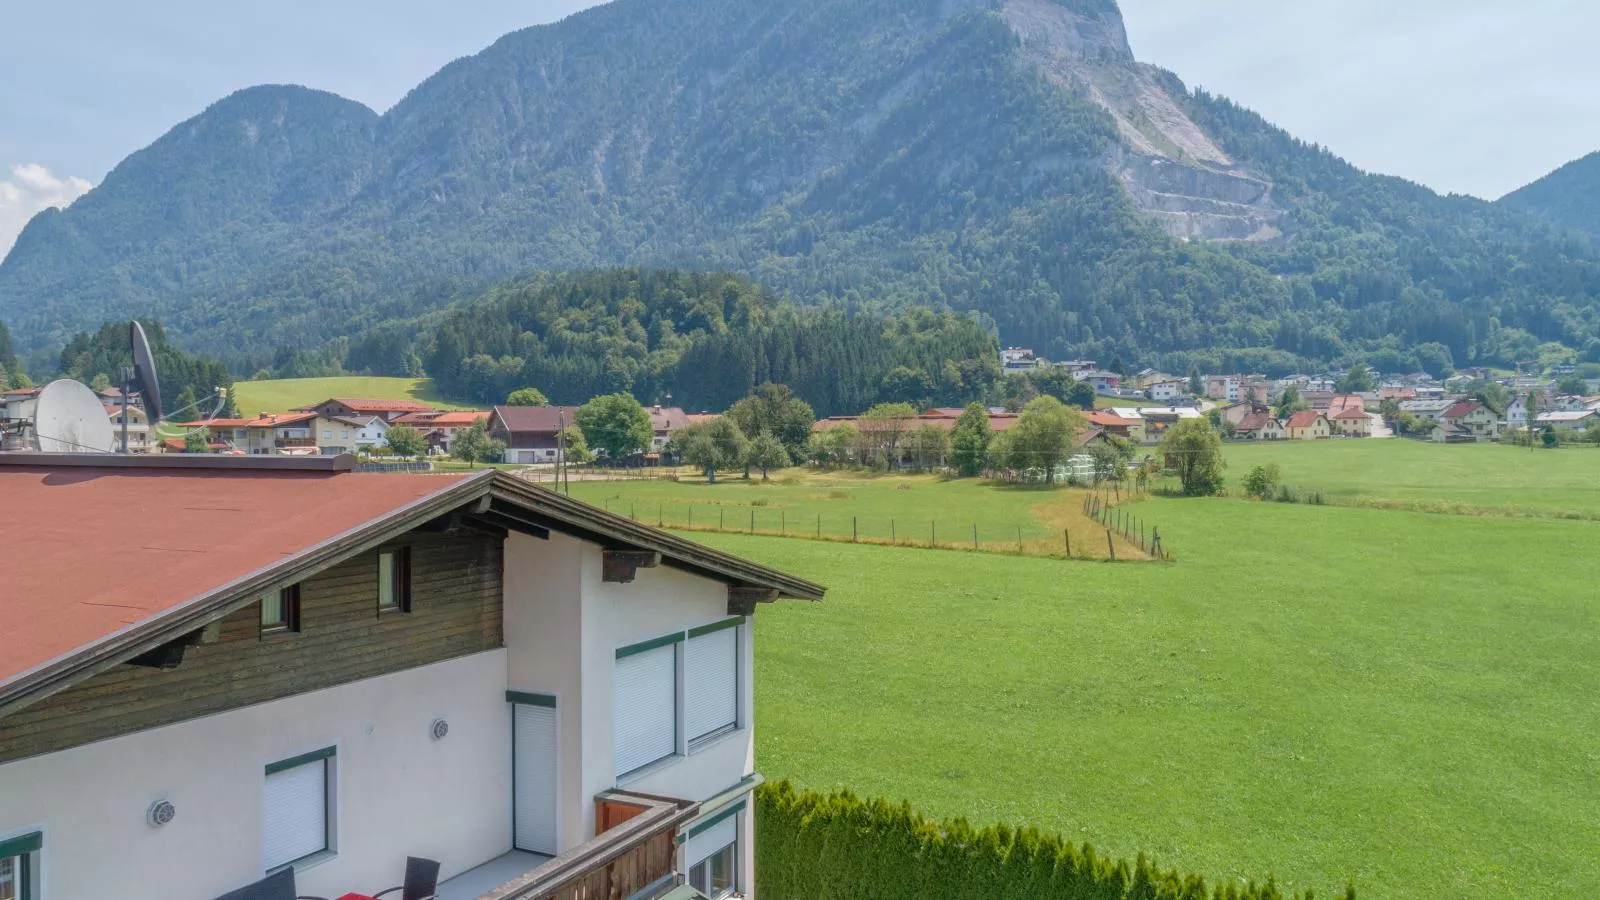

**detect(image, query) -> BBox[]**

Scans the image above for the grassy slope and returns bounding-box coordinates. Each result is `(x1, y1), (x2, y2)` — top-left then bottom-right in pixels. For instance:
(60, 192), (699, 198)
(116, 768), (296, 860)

(230, 376), (472, 414)
(690, 499), (1600, 899)
(1223, 439), (1600, 517)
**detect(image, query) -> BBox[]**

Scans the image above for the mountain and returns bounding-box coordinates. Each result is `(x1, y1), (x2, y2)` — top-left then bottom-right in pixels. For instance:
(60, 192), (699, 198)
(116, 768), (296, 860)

(5, 0), (1600, 374)
(1501, 152), (1600, 236)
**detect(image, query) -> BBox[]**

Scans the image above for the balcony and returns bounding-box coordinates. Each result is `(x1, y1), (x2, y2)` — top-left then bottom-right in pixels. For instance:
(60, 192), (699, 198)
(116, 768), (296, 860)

(275, 437), (317, 449)
(459, 791), (698, 900)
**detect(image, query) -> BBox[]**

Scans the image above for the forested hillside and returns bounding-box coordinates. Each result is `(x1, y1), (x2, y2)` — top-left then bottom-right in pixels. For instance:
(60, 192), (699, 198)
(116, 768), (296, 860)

(56, 321), (238, 418)
(358, 270), (999, 417)
(1500, 151), (1600, 237)
(4, 0), (1599, 373)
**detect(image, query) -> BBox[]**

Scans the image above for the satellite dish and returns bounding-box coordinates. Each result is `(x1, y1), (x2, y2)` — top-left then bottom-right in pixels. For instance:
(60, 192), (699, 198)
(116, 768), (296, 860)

(35, 379), (116, 453)
(131, 321), (163, 424)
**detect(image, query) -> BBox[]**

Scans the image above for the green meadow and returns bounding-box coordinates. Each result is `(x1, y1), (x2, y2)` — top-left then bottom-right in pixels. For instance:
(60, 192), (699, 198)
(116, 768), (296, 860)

(580, 452), (1600, 897)
(230, 376), (472, 414)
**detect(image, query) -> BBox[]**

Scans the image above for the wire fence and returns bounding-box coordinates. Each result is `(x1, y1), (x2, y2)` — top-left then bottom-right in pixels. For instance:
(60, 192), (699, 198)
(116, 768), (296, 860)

(1082, 484), (1173, 561)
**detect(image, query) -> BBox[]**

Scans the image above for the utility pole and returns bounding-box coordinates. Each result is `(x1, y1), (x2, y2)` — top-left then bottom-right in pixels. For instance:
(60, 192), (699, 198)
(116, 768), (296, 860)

(119, 365), (132, 454)
(557, 407), (568, 493)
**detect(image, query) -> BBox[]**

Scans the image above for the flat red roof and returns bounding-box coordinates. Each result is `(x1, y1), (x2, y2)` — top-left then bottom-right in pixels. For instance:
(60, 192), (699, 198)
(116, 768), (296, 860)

(0, 467), (470, 685)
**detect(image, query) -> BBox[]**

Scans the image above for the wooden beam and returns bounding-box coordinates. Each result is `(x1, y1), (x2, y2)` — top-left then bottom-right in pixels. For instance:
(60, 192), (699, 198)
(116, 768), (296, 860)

(602, 550), (662, 584)
(728, 585), (779, 616)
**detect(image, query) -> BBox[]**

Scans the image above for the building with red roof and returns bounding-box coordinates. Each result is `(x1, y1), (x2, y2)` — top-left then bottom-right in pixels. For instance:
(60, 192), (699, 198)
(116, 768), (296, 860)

(1284, 410), (1331, 440)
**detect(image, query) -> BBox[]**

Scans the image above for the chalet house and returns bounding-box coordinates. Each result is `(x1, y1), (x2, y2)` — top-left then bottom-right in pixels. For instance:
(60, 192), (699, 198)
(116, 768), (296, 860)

(1145, 379), (1186, 402)
(1075, 370), (1121, 393)
(1327, 406), (1373, 438)
(1284, 410), (1331, 440)
(102, 405), (154, 452)
(392, 411), (492, 455)
(298, 399), (438, 425)
(1110, 406), (1200, 444)
(0, 454), (822, 900)
(1436, 401), (1500, 442)
(1239, 379), (1276, 404)
(1084, 410), (1141, 443)
(646, 407), (692, 454)
(340, 416), (391, 451)
(188, 412), (334, 456)
(999, 347), (1043, 375)
(489, 406), (585, 465)
(1234, 411), (1286, 440)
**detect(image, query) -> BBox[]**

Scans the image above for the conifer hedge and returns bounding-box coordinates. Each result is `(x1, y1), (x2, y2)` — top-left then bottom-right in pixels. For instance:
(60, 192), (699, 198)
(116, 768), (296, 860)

(755, 781), (1354, 900)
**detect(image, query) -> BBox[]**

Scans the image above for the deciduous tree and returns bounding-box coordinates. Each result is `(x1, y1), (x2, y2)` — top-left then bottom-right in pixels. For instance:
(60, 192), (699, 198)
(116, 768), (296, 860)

(1162, 418), (1226, 496)
(506, 387), (550, 406)
(747, 430), (790, 480)
(385, 424), (426, 457)
(948, 403), (992, 477)
(676, 418), (749, 483)
(452, 421), (504, 467)
(1001, 396), (1083, 484)
(577, 392), (653, 461)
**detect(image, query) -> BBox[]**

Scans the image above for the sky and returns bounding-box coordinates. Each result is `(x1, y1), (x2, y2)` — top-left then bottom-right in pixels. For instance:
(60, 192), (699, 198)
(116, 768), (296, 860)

(3, 0), (1599, 255)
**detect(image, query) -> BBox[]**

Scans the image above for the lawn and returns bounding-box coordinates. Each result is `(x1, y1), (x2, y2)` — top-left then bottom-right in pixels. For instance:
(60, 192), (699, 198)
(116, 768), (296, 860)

(684, 499), (1600, 899)
(1223, 439), (1600, 518)
(230, 376), (473, 414)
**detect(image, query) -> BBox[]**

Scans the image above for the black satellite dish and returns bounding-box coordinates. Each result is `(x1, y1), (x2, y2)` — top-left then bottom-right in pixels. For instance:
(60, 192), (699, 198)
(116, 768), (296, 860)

(130, 321), (163, 424)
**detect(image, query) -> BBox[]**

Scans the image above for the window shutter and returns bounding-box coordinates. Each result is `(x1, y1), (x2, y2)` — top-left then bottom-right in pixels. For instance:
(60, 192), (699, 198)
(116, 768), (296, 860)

(262, 760), (327, 870)
(685, 811), (738, 866)
(685, 627), (738, 742)
(613, 644), (676, 776)
(513, 703), (559, 855)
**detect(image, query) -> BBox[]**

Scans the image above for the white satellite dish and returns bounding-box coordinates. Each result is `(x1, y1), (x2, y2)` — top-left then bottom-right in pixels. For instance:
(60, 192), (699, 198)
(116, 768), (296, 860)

(34, 379), (116, 454)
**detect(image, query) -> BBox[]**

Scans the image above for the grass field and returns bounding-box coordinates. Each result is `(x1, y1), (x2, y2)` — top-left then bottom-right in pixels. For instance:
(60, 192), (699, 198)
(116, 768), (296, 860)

(1223, 439), (1600, 518)
(230, 376), (472, 414)
(576, 461), (1600, 897)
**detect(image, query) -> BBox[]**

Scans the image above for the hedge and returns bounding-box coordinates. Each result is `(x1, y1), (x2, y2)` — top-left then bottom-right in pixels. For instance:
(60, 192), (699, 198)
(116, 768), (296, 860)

(756, 781), (1354, 900)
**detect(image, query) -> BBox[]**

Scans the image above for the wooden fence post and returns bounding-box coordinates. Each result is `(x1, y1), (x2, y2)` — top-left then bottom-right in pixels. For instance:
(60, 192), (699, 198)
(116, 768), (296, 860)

(781, 511), (786, 535)
(891, 519), (896, 545)
(972, 524), (978, 550)
(1064, 528), (1071, 557)
(720, 508), (725, 530)
(658, 502), (663, 527)
(816, 514), (821, 538)
(750, 509), (756, 534)
(1018, 525), (1023, 553)
(931, 521), (936, 546)
(1106, 529), (1116, 562)
(853, 516), (858, 542)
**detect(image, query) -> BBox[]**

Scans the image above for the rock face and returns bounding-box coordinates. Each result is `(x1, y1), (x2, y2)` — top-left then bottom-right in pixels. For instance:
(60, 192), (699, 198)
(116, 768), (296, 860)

(999, 0), (1285, 242)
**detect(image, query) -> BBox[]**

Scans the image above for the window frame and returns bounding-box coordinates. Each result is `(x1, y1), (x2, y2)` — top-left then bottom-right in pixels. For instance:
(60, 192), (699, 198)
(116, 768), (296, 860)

(684, 618), (741, 750)
(262, 746), (337, 873)
(260, 584), (301, 635)
(376, 546), (412, 613)
(0, 831), (40, 900)
(684, 802), (742, 900)
(613, 635), (682, 778)
(613, 616), (746, 782)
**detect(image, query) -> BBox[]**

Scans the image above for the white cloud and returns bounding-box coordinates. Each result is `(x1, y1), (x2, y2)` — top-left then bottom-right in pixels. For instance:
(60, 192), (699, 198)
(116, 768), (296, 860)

(0, 163), (93, 261)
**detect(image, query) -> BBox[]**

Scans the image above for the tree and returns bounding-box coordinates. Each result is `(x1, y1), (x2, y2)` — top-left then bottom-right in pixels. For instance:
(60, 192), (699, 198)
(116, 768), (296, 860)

(506, 387), (550, 406)
(1541, 424), (1560, 448)
(947, 403), (993, 477)
(386, 424), (426, 458)
(807, 424), (856, 470)
(747, 431), (790, 480)
(1001, 396), (1083, 484)
(907, 424), (950, 472)
(880, 366), (933, 406)
(1087, 436), (1133, 483)
(1242, 463), (1282, 499)
(90, 372), (112, 393)
(1162, 418), (1226, 496)
(1558, 374), (1589, 396)
(1275, 385), (1308, 418)
(859, 402), (919, 468)
(183, 427), (210, 454)
(1337, 362), (1374, 393)
(558, 427), (593, 464)
(173, 385), (199, 419)
(1109, 354), (1126, 376)
(1187, 364), (1203, 396)
(676, 418), (749, 483)
(452, 421), (504, 467)
(726, 383), (816, 458)
(577, 393), (653, 461)
(1468, 378), (1510, 415)
(1378, 396), (1400, 422)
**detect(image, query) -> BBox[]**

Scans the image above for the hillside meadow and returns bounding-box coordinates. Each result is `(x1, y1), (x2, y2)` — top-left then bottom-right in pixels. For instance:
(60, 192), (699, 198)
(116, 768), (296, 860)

(231, 376), (471, 414)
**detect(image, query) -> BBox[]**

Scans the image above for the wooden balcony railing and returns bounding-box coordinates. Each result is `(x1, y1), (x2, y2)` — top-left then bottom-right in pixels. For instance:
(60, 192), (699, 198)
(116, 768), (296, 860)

(482, 790), (697, 900)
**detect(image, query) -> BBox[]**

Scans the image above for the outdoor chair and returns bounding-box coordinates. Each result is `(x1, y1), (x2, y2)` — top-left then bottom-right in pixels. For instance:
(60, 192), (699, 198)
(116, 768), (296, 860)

(212, 868), (328, 900)
(371, 856), (441, 900)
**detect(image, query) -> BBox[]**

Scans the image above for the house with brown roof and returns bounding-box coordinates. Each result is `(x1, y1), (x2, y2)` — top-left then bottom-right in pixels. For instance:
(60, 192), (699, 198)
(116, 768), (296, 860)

(180, 412), (330, 455)
(1284, 410), (1331, 440)
(0, 453), (822, 900)
(646, 406), (692, 453)
(488, 406), (585, 464)
(1234, 411), (1287, 440)
(1327, 405), (1373, 437)
(1436, 401), (1500, 442)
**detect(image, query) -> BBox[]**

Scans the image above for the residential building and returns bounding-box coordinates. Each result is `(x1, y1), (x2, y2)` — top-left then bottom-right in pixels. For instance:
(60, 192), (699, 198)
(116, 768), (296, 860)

(1327, 406), (1373, 438)
(1300, 390), (1335, 412)
(1114, 406), (1201, 443)
(1216, 402), (1256, 428)
(1398, 398), (1454, 422)
(1234, 411), (1286, 441)
(0, 454), (822, 900)
(341, 415), (391, 451)
(647, 406), (692, 454)
(1239, 379), (1277, 404)
(184, 412), (331, 455)
(1535, 409), (1599, 431)
(1000, 348), (1043, 375)
(1284, 411), (1332, 440)
(105, 405), (154, 452)
(1436, 401), (1500, 442)
(1084, 410), (1141, 443)
(1203, 376), (1240, 402)
(1146, 379), (1186, 402)
(392, 411), (493, 455)
(1075, 370), (1122, 393)
(297, 398), (438, 424)
(1054, 359), (1098, 376)
(488, 406), (585, 464)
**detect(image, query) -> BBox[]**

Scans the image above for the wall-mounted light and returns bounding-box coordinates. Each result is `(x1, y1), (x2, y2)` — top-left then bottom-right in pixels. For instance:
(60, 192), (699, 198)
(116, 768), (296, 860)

(431, 718), (449, 741)
(147, 799), (176, 827)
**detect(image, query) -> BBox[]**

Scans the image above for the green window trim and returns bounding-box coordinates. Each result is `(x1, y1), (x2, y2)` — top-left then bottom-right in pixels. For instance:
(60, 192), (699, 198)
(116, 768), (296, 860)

(265, 745), (337, 775)
(616, 631), (684, 659)
(679, 799), (747, 842)
(506, 690), (557, 707)
(688, 616), (745, 639)
(0, 831), (41, 859)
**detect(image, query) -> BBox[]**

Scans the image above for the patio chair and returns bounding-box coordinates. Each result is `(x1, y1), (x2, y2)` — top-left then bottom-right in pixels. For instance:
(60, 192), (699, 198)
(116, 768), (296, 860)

(371, 856), (441, 900)
(212, 868), (329, 900)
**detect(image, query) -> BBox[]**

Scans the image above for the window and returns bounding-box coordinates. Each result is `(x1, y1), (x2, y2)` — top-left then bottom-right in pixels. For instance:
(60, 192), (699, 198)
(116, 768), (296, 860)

(613, 636), (680, 777)
(685, 620), (739, 747)
(262, 747), (335, 872)
(377, 547), (411, 612)
(260, 585), (301, 634)
(322, 429), (332, 440)
(0, 832), (40, 900)
(685, 808), (739, 899)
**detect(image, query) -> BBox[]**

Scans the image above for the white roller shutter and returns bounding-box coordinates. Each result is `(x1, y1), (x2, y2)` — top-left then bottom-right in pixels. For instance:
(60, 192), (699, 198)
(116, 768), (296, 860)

(514, 703), (559, 855)
(262, 759), (328, 870)
(685, 809), (739, 865)
(614, 643), (677, 776)
(685, 626), (738, 742)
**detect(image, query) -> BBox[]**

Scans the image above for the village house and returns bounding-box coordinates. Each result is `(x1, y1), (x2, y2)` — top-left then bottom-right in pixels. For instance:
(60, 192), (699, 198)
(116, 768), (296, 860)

(392, 410), (493, 455)
(1084, 410), (1141, 443)
(1284, 410), (1332, 440)
(646, 406), (692, 454)
(297, 398), (438, 424)
(1203, 376), (1240, 402)
(1326, 398), (1373, 438)
(1075, 370), (1122, 394)
(1145, 379), (1187, 402)
(488, 406), (585, 465)
(1398, 398), (1455, 422)
(1239, 378), (1276, 404)
(1436, 401), (1500, 442)
(182, 412), (342, 456)
(1053, 359), (1097, 376)
(1233, 411), (1287, 441)
(999, 348), (1044, 375)
(1110, 406), (1201, 443)
(105, 404), (155, 452)
(0, 454), (822, 900)
(340, 415), (391, 451)
(1535, 409), (1599, 432)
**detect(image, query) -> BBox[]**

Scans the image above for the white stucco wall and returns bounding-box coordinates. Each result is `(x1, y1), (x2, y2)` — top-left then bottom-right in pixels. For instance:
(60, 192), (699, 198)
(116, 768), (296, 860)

(0, 650), (511, 900)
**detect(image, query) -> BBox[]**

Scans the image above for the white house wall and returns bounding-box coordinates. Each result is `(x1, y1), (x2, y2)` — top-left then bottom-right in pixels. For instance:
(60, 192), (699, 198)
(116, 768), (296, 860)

(0, 650), (511, 900)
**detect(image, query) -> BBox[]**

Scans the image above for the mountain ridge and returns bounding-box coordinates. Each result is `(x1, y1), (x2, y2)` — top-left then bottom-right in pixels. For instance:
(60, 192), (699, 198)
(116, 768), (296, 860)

(4, 0), (1598, 374)
(1500, 151), (1600, 236)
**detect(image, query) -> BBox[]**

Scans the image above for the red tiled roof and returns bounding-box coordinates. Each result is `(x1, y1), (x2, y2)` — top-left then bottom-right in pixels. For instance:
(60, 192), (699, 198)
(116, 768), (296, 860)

(1328, 407), (1369, 420)
(1084, 410), (1138, 427)
(415, 410), (489, 427)
(0, 467), (471, 685)
(181, 412), (319, 429)
(1442, 401), (1482, 420)
(1286, 411), (1324, 429)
